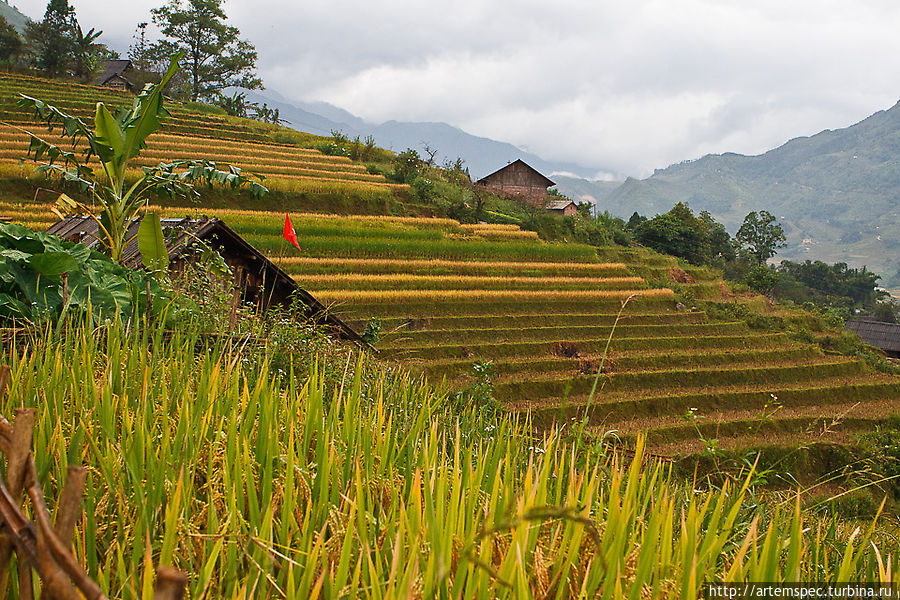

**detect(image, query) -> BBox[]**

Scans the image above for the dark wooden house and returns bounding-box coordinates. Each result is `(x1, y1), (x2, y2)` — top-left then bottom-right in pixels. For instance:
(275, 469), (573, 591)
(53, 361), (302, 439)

(845, 317), (900, 357)
(475, 159), (555, 204)
(46, 215), (366, 345)
(94, 60), (135, 92)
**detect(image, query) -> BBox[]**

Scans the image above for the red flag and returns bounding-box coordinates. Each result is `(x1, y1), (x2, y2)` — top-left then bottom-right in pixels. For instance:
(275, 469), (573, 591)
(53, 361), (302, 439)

(282, 213), (301, 251)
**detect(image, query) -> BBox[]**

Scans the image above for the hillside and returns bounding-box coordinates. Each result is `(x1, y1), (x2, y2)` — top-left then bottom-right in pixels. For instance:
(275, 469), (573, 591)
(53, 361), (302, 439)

(8, 192), (899, 458)
(0, 0), (29, 34)
(0, 72), (407, 209)
(1, 73), (898, 460)
(578, 101), (900, 287)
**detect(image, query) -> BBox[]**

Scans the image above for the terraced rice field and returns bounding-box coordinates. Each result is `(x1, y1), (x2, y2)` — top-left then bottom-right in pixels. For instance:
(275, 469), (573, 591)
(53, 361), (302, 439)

(57, 204), (888, 456)
(3, 196), (898, 456)
(0, 73), (404, 196)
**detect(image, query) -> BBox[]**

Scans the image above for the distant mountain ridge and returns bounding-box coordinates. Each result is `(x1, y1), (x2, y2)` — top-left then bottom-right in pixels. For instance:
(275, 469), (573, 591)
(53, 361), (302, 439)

(563, 101), (900, 287)
(245, 90), (604, 181)
(0, 0), (30, 34)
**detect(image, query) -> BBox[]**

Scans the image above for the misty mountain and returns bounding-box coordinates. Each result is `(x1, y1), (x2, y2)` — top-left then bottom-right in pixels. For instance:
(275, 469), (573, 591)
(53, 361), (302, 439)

(244, 90), (602, 181)
(0, 0), (30, 34)
(567, 101), (900, 288)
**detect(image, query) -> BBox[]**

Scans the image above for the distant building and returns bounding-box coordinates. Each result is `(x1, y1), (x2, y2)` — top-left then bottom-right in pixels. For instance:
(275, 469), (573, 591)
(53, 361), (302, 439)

(546, 200), (577, 217)
(845, 317), (900, 358)
(475, 159), (555, 205)
(46, 215), (368, 346)
(94, 60), (134, 92)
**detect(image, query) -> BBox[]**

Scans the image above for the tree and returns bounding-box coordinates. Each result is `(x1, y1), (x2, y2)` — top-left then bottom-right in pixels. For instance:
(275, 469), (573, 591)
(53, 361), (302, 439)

(24, 0), (77, 76)
(17, 55), (267, 264)
(736, 210), (786, 265)
(70, 23), (105, 81)
(150, 0), (263, 102)
(0, 16), (22, 64)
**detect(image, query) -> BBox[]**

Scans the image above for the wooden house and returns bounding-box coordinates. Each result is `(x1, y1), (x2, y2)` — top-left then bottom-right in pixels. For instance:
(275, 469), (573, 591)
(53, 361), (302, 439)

(94, 60), (135, 92)
(46, 215), (367, 346)
(546, 200), (577, 217)
(476, 159), (555, 204)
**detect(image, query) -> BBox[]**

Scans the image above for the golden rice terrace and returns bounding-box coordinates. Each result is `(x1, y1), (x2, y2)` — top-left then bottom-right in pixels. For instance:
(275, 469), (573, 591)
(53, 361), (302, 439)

(1, 74), (897, 457)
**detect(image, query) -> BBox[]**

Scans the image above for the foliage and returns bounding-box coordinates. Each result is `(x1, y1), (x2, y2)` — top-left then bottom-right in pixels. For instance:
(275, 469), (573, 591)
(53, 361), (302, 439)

(360, 316), (382, 345)
(744, 264), (781, 296)
(390, 147), (425, 184)
(149, 0), (263, 102)
(736, 210), (787, 265)
(874, 301), (897, 323)
(0, 16), (22, 64)
(0, 221), (164, 325)
(16, 55), (267, 263)
(633, 202), (732, 265)
(857, 418), (900, 500)
(23, 0), (77, 76)
(777, 259), (885, 308)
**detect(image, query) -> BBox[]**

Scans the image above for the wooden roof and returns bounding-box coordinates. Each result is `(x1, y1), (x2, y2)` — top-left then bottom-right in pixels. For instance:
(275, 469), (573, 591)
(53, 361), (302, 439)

(475, 159), (556, 187)
(46, 215), (368, 347)
(845, 317), (900, 353)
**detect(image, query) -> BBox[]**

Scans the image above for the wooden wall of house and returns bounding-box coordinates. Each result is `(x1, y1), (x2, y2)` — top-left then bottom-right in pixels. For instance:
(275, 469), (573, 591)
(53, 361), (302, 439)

(480, 163), (551, 203)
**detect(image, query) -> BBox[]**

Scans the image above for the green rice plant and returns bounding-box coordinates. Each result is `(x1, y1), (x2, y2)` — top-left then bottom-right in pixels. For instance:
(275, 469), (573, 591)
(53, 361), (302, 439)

(381, 321), (748, 348)
(379, 333), (793, 361)
(316, 288), (672, 304)
(495, 359), (866, 401)
(240, 234), (602, 263)
(294, 273), (645, 292)
(274, 257), (629, 277)
(1, 322), (897, 598)
(530, 376), (900, 427)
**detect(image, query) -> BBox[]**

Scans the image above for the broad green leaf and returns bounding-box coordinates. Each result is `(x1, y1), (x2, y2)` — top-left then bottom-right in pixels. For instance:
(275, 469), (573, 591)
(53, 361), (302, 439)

(137, 212), (170, 273)
(27, 251), (80, 279)
(121, 54), (183, 161)
(94, 102), (126, 177)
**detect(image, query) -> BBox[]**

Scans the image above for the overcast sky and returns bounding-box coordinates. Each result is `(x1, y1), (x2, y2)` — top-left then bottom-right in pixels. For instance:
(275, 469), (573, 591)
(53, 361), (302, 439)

(20, 0), (900, 178)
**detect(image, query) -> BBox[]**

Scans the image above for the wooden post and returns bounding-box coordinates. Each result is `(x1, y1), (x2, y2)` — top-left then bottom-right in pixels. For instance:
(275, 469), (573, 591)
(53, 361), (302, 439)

(154, 566), (187, 600)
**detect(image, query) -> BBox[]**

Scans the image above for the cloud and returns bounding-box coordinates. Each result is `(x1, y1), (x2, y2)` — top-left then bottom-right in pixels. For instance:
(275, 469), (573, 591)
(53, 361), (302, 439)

(65, 0), (900, 176)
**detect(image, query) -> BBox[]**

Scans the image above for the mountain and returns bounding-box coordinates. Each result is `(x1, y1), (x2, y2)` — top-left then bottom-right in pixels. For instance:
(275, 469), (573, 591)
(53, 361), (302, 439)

(244, 90), (602, 181)
(0, 0), (30, 33)
(580, 101), (900, 288)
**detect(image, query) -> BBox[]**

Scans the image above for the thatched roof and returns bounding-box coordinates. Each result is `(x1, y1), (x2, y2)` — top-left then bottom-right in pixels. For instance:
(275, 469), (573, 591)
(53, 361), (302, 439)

(94, 59), (134, 88)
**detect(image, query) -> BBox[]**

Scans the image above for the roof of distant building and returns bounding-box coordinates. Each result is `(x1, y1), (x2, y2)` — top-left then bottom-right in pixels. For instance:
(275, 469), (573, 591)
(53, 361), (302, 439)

(845, 317), (900, 352)
(94, 59), (133, 87)
(546, 200), (576, 210)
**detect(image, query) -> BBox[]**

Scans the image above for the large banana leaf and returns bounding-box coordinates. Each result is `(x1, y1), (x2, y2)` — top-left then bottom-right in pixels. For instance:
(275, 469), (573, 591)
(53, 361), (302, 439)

(137, 212), (170, 272)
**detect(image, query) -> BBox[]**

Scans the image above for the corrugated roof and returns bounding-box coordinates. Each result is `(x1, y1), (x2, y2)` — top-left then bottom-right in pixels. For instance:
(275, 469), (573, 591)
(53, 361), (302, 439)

(845, 317), (900, 352)
(546, 200), (576, 210)
(47, 215), (368, 347)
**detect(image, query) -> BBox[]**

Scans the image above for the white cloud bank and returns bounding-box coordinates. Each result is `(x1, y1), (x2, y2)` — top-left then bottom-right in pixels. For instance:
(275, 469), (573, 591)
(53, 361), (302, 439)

(62, 0), (900, 176)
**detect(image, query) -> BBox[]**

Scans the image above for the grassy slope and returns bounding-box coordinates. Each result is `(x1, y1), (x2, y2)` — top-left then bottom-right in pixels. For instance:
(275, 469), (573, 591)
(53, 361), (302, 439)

(1, 74), (898, 459)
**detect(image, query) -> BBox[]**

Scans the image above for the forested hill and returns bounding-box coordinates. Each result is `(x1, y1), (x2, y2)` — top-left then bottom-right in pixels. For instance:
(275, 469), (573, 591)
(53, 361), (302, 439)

(599, 100), (900, 287)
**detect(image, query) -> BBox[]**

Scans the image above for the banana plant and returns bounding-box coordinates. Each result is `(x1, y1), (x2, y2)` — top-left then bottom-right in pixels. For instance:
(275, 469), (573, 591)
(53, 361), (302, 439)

(15, 54), (267, 264)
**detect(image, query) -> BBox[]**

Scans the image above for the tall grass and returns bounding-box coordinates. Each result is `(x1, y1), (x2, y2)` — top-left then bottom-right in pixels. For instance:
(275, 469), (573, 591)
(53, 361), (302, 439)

(2, 323), (897, 598)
